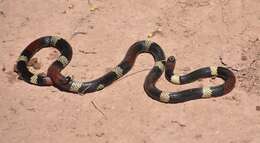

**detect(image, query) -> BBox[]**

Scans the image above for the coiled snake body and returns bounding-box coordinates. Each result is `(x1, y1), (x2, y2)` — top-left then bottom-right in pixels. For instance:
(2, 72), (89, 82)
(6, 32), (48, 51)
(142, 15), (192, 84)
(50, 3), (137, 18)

(16, 36), (236, 103)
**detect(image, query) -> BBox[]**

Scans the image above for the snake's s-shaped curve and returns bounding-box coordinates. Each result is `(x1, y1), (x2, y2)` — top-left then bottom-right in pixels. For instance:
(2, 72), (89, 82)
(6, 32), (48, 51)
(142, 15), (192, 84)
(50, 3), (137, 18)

(16, 36), (235, 103)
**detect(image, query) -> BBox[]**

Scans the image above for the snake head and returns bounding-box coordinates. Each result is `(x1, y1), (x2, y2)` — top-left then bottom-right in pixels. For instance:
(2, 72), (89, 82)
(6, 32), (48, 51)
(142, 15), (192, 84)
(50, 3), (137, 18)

(64, 76), (73, 84)
(167, 56), (176, 63)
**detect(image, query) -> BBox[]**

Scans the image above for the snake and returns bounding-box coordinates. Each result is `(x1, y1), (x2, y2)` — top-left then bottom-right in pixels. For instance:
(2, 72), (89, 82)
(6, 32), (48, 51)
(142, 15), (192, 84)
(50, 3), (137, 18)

(16, 36), (236, 103)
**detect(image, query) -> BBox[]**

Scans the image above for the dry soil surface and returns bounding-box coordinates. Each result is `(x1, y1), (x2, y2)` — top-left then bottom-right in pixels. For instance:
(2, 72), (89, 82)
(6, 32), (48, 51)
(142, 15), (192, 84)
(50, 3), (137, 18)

(0, 0), (260, 143)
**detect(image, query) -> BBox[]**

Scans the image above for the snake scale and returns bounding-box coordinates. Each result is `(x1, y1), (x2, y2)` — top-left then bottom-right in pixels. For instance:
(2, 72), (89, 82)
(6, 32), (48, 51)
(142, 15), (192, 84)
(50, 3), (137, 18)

(16, 36), (236, 103)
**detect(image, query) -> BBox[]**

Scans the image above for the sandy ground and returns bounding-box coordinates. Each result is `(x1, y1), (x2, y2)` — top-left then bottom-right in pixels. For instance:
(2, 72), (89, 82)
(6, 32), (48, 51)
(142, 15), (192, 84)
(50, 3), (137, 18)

(0, 0), (260, 143)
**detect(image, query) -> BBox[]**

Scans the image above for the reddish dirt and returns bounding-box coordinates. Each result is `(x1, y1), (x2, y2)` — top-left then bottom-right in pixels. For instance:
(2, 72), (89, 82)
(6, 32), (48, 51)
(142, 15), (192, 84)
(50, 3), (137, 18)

(0, 0), (260, 142)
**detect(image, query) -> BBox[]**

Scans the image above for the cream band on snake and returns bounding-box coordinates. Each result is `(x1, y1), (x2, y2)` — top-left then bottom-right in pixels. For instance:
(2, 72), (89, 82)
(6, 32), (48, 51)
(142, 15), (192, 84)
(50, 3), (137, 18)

(70, 81), (83, 92)
(30, 74), (38, 84)
(171, 75), (180, 84)
(210, 66), (218, 76)
(160, 91), (170, 102)
(96, 84), (105, 91)
(50, 36), (61, 46)
(202, 87), (212, 98)
(16, 36), (235, 103)
(155, 61), (165, 72)
(112, 66), (124, 78)
(18, 55), (29, 63)
(57, 55), (69, 67)
(144, 40), (153, 51)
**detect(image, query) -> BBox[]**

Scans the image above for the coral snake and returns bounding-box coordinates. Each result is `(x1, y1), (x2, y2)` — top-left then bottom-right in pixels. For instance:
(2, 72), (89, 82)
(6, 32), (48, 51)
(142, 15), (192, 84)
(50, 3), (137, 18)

(16, 36), (236, 103)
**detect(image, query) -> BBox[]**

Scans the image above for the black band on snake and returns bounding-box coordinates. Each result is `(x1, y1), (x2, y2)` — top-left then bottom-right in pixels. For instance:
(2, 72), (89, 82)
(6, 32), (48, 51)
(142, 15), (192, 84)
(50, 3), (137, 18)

(16, 36), (236, 103)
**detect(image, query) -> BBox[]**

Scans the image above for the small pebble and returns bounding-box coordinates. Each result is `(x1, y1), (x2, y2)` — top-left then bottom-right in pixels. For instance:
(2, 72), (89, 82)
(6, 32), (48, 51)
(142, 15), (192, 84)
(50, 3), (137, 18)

(147, 33), (153, 38)
(89, 25), (94, 29)
(2, 65), (6, 72)
(27, 58), (41, 70)
(256, 106), (260, 111)
(0, 11), (5, 17)
(95, 132), (105, 137)
(33, 62), (41, 70)
(68, 4), (74, 9)
(241, 55), (247, 61)
(90, 6), (98, 11)
(28, 58), (38, 66)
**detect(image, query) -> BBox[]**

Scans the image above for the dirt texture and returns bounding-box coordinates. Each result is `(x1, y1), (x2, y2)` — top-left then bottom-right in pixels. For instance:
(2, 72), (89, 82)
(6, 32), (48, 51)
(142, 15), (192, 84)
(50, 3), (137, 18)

(0, 0), (260, 143)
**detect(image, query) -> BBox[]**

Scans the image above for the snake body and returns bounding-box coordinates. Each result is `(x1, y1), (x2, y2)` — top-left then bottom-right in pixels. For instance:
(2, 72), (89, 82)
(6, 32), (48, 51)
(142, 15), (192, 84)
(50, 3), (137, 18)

(16, 36), (236, 103)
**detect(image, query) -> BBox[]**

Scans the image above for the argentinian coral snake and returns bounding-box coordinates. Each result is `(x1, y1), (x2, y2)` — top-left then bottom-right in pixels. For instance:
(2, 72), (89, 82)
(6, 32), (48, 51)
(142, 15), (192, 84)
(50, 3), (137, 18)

(16, 36), (236, 103)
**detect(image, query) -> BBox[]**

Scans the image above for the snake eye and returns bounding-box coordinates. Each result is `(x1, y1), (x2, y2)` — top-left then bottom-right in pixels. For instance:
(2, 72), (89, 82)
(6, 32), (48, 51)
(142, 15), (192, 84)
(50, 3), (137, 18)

(60, 76), (73, 85)
(167, 56), (176, 62)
